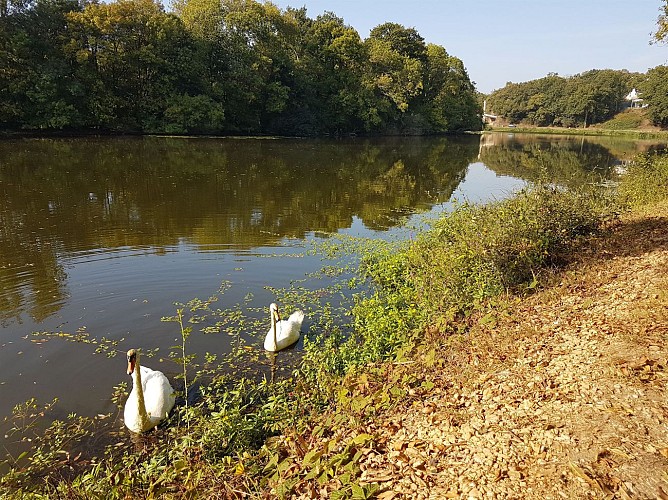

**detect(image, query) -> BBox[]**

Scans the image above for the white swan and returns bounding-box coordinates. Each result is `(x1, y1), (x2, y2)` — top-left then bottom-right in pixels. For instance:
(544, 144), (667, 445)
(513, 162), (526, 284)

(123, 349), (175, 433)
(264, 303), (304, 352)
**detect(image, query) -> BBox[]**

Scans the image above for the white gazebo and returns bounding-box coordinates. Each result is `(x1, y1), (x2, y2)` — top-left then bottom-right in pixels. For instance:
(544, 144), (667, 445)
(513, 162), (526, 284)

(625, 88), (647, 109)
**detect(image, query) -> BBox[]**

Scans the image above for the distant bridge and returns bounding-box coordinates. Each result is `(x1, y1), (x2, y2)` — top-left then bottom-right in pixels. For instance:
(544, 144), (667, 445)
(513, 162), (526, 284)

(482, 100), (497, 123)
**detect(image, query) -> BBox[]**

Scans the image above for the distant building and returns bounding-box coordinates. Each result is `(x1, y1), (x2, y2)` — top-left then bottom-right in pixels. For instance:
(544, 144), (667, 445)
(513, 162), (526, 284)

(482, 100), (497, 124)
(624, 88), (647, 109)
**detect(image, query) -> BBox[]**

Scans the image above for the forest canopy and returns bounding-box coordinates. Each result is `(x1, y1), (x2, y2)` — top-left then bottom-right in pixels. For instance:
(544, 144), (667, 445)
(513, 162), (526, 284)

(0, 0), (482, 135)
(485, 68), (668, 129)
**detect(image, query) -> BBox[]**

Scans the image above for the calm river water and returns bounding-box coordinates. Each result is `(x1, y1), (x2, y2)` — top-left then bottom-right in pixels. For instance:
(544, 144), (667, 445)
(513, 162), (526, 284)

(0, 132), (665, 442)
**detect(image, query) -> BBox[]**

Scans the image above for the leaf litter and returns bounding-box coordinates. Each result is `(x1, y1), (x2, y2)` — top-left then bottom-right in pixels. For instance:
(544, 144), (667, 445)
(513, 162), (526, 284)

(271, 204), (668, 499)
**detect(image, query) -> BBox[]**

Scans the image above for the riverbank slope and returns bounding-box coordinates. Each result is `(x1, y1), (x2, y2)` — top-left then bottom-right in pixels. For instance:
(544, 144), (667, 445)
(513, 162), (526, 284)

(489, 125), (668, 141)
(277, 201), (668, 499)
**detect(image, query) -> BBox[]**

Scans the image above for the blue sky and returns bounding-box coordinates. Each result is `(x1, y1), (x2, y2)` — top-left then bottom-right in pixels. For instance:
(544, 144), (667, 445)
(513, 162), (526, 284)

(270, 0), (668, 93)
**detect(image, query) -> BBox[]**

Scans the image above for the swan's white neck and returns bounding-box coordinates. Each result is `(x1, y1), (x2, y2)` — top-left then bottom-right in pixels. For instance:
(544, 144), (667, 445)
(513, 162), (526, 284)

(270, 309), (278, 350)
(132, 356), (150, 431)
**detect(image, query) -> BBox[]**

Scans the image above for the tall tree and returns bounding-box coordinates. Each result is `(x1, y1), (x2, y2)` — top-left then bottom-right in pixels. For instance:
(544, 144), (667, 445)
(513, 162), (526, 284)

(641, 65), (668, 127)
(220, 0), (297, 132)
(653, 0), (668, 43)
(286, 11), (369, 134)
(0, 0), (84, 130)
(364, 22), (426, 128)
(67, 0), (197, 131)
(368, 22), (427, 63)
(423, 44), (480, 131)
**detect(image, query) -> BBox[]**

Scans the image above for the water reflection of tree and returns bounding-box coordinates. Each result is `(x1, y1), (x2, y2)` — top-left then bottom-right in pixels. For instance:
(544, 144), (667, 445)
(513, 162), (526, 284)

(478, 134), (619, 187)
(0, 136), (478, 322)
(0, 179), (68, 324)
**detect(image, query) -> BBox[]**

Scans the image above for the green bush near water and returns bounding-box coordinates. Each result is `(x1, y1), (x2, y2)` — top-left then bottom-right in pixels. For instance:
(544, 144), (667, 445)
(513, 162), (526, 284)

(0, 166), (637, 498)
(617, 153), (668, 207)
(321, 184), (618, 376)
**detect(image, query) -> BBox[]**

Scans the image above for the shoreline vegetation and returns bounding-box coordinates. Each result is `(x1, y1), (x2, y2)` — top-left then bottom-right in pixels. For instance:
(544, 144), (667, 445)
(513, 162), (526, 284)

(484, 69), (668, 131)
(1, 124), (666, 141)
(2, 151), (668, 498)
(488, 125), (668, 140)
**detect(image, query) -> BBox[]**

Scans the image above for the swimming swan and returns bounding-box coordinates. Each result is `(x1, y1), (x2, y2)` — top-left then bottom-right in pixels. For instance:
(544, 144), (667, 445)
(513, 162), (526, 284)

(264, 303), (304, 352)
(123, 349), (175, 433)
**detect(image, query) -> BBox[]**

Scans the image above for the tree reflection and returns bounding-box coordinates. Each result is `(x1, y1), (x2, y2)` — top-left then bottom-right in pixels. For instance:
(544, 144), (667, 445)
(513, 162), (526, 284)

(478, 132), (627, 187)
(0, 136), (478, 322)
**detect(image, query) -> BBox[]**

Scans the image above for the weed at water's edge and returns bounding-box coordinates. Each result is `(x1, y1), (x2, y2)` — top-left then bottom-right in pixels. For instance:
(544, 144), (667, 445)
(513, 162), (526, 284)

(618, 152), (668, 207)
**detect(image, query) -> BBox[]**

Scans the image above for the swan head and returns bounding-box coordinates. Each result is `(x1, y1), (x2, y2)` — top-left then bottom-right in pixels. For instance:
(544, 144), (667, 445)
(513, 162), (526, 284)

(126, 349), (138, 375)
(270, 303), (281, 322)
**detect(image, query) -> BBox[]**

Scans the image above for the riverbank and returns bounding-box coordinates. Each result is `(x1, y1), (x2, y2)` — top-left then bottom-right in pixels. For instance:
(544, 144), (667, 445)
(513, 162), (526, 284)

(490, 125), (668, 141)
(276, 199), (668, 499)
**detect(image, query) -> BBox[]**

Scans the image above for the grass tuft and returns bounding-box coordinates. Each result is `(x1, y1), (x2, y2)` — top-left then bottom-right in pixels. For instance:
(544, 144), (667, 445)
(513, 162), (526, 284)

(617, 153), (668, 207)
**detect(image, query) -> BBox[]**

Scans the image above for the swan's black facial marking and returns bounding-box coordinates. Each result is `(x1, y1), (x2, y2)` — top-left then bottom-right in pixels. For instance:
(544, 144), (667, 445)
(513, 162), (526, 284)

(126, 349), (137, 375)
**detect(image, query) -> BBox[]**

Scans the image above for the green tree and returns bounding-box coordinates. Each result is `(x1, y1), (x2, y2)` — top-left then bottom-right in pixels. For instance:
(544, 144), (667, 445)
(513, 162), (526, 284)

(0, 0), (84, 130)
(562, 70), (628, 127)
(423, 44), (480, 131)
(641, 65), (668, 127)
(286, 11), (369, 134)
(66, 0), (199, 132)
(163, 94), (225, 133)
(654, 0), (668, 43)
(171, 0), (266, 133)
(363, 23), (426, 129)
(219, 0), (297, 133)
(368, 22), (427, 62)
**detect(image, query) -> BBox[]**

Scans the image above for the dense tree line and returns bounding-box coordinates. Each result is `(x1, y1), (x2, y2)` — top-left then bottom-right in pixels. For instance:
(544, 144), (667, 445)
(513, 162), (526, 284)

(486, 70), (641, 128)
(0, 0), (482, 135)
(486, 68), (668, 129)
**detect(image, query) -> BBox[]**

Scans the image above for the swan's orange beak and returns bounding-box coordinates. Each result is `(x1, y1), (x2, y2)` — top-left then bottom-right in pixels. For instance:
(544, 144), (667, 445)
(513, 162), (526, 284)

(273, 309), (281, 322)
(127, 355), (135, 375)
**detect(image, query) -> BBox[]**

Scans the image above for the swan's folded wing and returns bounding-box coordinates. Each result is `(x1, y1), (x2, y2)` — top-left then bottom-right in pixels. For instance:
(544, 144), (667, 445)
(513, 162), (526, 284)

(143, 371), (176, 420)
(288, 310), (305, 329)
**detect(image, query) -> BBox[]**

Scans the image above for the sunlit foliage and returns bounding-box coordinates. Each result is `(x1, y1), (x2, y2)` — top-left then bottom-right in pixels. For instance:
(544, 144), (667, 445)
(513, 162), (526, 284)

(487, 70), (644, 128)
(0, 0), (481, 135)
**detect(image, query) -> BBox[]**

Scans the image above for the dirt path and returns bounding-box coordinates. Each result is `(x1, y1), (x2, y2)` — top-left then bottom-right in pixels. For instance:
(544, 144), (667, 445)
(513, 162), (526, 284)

(346, 208), (668, 499)
(274, 207), (668, 500)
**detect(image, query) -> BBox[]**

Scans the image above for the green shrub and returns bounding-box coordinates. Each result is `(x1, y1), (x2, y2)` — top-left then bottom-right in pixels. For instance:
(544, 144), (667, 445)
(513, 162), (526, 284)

(347, 184), (617, 364)
(596, 109), (645, 130)
(617, 153), (668, 207)
(418, 185), (616, 311)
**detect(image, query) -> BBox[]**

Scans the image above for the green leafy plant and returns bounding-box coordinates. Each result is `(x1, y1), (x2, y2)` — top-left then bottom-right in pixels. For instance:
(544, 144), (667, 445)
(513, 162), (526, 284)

(617, 153), (668, 207)
(162, 291), (221, 429)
